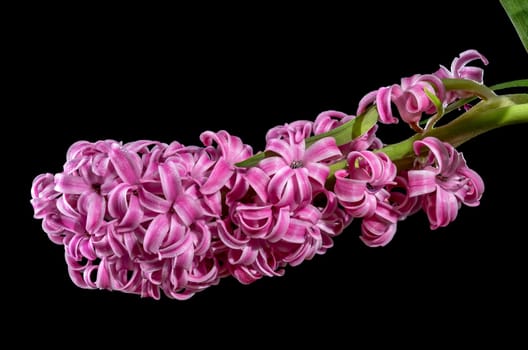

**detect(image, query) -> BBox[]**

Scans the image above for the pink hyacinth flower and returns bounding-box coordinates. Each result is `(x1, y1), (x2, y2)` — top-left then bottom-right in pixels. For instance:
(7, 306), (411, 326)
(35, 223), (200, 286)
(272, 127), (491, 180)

(266, 120), (314, 144)
(357, 74), (445, 128)
(259, 136), (342, 209)
(360, 193), (399, 247)
(407, 137), (485, 229)
(334, 150), (396, 218)
(434, 49), (489, 101)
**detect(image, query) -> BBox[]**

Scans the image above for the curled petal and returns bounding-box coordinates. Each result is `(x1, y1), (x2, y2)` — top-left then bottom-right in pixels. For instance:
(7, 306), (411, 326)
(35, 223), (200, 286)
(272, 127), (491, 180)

(282, 217), (308, 244)
(451, 49), (488, 82)
(265, 138), (296, 164)
(200, 158), (233, 195)
(143, 214), (170, 254)
(158, 217), (193, 259)
(347, 151), (396, 188)
(455, 166), (485, 206)
(54, 174), (91, 194)
(31, 173), (58, 200)
(305, 162), (330, 188)
(360, 214), (397, 247)
(424, 188), (460, 230)
(266, 120), (313, 143)
(376, 86), (399, 124)
(233, 203), (273, 238)
(245, 167), (271, 203)
(254, 252), (284, 277)
(109, 143), (142, 185)
(231, 265), (263, 285)
(158, 162), (184, 202)
(304, 137), (342, 164)
(79, 192), (105, 233)
(228, 241), (259, 265)
(357, 90), (377, 116)
(172, 194), (202, 226)
(334, 170), (367, 203)
(191, 221), (212, 256)
(266, 206), (291, 243)
(216, 220), (250, 249)
(413, 136), (463, 177)
(407, 169), (437, 197)
(313, 110), (352, 134)
(200, 130), (253, 164)
(138, 187), (171, 214)
(108, 184), (143, 231)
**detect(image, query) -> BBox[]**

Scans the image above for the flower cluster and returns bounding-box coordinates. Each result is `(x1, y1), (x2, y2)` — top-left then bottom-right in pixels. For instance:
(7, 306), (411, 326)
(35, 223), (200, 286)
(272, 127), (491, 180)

(31, 50), (491, 299)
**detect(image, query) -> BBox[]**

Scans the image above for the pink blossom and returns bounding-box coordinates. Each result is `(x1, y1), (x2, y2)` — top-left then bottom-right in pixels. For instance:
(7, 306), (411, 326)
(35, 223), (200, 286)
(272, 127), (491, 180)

(357, 74), (445, 128)
(259, 136), (342, 209)
(266, 120), (313, 143)
(334, 150), (396, 218)
(407, 137), (484, 229)
(434, 49), (488, 101)
(360, 194), (399, 247)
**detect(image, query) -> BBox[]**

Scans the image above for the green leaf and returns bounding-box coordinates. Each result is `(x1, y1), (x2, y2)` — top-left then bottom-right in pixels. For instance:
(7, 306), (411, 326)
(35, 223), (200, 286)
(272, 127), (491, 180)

(235, 150), (276, 168)
(490, 79), (528, 91)
(444, 79), (528, 114)
(500, 0), (528, 53)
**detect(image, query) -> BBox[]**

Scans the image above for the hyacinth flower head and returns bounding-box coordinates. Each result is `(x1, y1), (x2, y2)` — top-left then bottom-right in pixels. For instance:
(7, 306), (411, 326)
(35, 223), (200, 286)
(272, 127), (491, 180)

(30, 3), (528, 300)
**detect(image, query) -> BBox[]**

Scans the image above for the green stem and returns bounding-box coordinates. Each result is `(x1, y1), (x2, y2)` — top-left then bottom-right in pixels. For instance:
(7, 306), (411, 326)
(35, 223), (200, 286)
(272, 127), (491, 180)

(442, 78), (497, 100)
(381, 94), (528, 170)
(327, 94), (528, 178)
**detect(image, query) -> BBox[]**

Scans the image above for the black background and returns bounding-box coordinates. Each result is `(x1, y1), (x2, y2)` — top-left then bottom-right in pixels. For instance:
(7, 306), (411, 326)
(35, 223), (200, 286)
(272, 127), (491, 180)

(10, 1), (528, 344)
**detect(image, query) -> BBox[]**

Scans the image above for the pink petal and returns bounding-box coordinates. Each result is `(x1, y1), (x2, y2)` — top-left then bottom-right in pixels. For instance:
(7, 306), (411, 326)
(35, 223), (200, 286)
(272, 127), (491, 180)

(258, 157), (288, 176)
(54, 174), (91, 194)
(96, 259), (112, 289)
(313, 110), (350, 135)
(172, 194), (202, 226)
(139, 187), (171, 214)
(82, 192), (105, 233)
(159, 217), (193, 259)
(245, 167), (270, 203)
(266, 206), (291, 243)
(425, 189), (459, 229)
(235, 204), (273, 237)
(118, 194), (143, 232)
(377, 86), (399, 124)
(143, 214), (170, 254)
(304, 137), (342, 164)
(334, 170), (367, 202)
(228, 243), (258, 265)
(200, 158), (233, 195)
(254, 252), (284, 277)
(216, 220), (250, 249)
(268, 166), (295, 205)
(407, 169), (437, 197)
(265, 138), (296, 164)
(292, 170), (312, 207)
(159, 162), (183, 202)
(282, 218), (307, 243)
(357, 90), (378, 116)
(109, 143), (142, 184)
